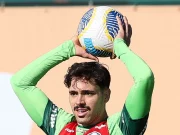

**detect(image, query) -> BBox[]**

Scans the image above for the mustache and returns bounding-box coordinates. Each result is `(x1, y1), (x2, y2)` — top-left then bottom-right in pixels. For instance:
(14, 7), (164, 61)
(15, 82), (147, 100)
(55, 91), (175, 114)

(74, 105), (91, 111)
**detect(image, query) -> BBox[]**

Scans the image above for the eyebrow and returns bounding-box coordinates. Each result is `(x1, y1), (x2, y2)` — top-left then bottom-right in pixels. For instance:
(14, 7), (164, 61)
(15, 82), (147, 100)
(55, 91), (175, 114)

(69, 90), (77, 94)
(69, 90), (96, 93)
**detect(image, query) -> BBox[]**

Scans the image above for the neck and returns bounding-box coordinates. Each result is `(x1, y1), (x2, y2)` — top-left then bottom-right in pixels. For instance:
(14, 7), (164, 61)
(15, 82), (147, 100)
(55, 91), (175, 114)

(102, 111), (108, 121)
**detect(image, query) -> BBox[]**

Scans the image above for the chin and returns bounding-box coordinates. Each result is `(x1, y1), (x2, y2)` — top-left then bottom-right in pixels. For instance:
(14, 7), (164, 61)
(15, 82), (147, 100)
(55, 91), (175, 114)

(76, 118), (91, 126)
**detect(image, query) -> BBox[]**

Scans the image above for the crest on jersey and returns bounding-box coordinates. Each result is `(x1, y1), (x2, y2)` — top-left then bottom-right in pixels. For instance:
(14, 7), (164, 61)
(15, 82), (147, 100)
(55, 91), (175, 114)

(87, 131), (101, 135)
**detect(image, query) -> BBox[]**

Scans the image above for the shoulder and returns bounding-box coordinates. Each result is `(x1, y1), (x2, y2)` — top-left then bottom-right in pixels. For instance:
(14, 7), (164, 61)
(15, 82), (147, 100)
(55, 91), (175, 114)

(107, 111), (122, 134)
(40, 100), (75, 135)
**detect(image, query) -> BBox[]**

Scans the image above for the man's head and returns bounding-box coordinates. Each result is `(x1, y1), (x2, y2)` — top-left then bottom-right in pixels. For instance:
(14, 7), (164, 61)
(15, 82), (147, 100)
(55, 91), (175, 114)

(64, 62), (111, 126)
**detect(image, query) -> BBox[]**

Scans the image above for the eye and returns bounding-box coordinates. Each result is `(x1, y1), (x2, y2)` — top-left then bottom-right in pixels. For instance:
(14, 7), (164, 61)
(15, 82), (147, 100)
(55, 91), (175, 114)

(85, 92), (92, 95)
(69, 91), (78, 96)
(83, 91), (95, 96)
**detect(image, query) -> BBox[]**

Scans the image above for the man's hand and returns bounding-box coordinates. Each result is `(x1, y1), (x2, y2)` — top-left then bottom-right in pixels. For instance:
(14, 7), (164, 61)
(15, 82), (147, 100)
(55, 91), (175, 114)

(110, 16), (132, 59)
(115, 16), (132, 46)
(72, 35), (99, 62)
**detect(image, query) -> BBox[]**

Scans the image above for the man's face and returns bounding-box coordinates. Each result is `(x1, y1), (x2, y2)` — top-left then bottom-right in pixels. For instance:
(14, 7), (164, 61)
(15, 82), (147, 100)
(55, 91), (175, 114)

(69, 78), (108, 127)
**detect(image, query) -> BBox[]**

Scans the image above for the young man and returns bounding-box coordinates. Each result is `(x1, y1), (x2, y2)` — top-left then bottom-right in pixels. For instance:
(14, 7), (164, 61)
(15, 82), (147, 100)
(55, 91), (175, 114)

(10, 16), (154, 135)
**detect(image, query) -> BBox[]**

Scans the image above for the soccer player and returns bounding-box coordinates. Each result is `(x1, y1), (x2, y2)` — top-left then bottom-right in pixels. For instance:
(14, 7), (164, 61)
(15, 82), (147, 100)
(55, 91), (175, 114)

(10, 16), (154, 135)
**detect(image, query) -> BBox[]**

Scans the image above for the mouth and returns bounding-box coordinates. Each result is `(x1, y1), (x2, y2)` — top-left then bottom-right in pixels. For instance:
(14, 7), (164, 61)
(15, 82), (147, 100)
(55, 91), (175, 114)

(76, 108), (88, 117)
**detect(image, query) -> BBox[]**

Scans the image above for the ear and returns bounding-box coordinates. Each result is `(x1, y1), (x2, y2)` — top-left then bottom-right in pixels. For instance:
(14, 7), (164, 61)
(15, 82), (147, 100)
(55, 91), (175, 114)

(104, 88), (111, 103)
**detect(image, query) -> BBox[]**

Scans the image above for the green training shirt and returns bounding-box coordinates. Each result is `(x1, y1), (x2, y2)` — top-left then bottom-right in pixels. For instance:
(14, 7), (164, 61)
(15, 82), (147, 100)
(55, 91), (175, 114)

(10, 38), (154, 135)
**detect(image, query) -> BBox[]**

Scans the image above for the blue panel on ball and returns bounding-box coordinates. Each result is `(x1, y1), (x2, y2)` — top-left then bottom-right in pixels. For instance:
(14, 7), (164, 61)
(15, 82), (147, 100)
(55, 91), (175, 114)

(84, 38), (112, 57)
(77, 8), (93, 34)
(106, 11), (124, 39)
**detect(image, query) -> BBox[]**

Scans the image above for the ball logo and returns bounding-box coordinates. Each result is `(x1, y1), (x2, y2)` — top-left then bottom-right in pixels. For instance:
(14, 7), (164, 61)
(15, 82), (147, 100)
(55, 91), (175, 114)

(78, 8), (93, 35)
(106, 10), (124, 39)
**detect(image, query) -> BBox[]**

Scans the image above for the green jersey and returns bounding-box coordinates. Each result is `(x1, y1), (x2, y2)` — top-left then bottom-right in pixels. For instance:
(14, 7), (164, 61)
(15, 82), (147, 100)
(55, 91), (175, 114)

(10, 38), (154, 135)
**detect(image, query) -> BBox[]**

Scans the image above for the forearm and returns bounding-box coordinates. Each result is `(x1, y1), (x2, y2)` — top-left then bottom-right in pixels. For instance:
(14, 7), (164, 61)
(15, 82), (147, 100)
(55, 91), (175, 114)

(11, 40), (75, 86)
(114, 38), (154, 119)
(114, 38), (153, 81)
(10, 40), (76, 126)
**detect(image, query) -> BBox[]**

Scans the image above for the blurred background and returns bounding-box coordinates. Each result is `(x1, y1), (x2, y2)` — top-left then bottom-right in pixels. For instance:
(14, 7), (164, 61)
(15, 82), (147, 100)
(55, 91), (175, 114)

(0, 0), (180, 135)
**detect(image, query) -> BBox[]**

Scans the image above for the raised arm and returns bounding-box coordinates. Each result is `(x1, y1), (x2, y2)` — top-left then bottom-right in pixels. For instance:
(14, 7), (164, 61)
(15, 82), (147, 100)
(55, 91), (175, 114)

(114, 38), (154, 119)
(113, 16), (155, 135)
(10, 40), (76, 127)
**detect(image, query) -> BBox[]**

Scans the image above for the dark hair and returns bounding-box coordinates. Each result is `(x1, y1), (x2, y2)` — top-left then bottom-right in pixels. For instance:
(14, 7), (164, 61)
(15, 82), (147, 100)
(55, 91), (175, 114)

(64, 62), (111, 89)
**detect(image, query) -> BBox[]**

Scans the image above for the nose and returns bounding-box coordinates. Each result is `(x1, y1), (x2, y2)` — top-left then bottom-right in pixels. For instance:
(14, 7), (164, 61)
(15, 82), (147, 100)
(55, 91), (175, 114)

(76, 94), (85, 106)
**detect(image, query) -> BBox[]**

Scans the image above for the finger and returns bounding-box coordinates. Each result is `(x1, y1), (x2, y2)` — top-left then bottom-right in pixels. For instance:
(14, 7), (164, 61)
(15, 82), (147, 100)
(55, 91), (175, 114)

(110, 46), (116, 59)
(110, 53), (116, 59)
(76, 38), (81, 47)
(123, 16), (129, 38)
(116, 16), (124, 32)
(83, 53), (99, 62)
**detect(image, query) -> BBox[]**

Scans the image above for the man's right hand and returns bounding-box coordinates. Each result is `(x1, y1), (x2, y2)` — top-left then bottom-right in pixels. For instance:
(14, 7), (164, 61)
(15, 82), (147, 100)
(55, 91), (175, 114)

(72, 35), (99, 62)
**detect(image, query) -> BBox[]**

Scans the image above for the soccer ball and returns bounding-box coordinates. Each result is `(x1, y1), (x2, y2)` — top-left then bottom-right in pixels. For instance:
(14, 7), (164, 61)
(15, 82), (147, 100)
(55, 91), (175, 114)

(77, 6), (124, 57)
